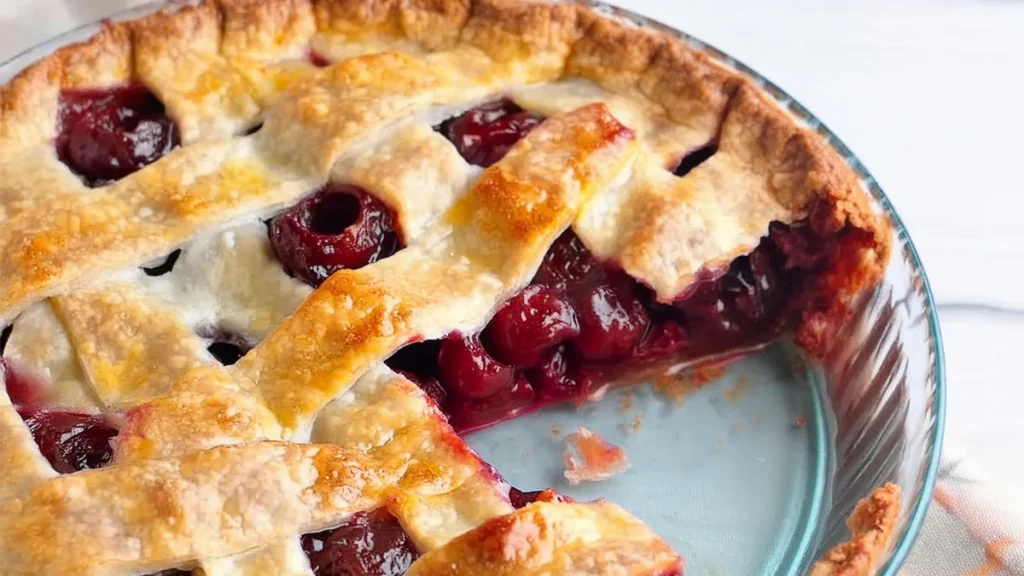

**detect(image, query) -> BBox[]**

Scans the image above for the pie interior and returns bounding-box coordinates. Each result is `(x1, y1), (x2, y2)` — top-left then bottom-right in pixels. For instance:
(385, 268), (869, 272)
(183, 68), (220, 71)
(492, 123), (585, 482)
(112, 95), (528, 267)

(0, 1), (898, 575)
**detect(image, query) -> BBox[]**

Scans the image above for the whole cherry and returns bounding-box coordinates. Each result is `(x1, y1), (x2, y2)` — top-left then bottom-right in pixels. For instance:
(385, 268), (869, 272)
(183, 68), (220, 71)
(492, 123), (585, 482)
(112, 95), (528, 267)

(437, 99), (545, 167)
(484, 285), (580, 367)
(571, 273), (650, 362)
(436, 334), (514, 400)
(269, 185), (402, 286)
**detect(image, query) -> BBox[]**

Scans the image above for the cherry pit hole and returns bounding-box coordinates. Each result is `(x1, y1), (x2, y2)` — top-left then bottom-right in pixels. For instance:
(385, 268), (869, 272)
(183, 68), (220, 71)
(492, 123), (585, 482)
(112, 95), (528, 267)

(268, 184), (403, 287)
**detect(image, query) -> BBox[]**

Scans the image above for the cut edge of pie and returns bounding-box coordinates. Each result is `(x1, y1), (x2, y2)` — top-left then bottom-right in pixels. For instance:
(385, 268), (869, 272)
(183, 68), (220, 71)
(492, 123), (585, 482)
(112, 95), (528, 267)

(0, 0), (900, 574)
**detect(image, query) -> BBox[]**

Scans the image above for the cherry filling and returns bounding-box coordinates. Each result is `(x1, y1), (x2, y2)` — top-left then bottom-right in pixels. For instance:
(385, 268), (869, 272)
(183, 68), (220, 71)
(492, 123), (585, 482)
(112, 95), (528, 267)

(436, 98), (545, 167)
(2, 362), (119, 474)
(394, 205), (855, 433)
(308, 51), (332, 68)
(302, 509), (418, 576)
(56, 86), (179, 186)
(269, 184), (403, 286)
(18, 410), (118, 474)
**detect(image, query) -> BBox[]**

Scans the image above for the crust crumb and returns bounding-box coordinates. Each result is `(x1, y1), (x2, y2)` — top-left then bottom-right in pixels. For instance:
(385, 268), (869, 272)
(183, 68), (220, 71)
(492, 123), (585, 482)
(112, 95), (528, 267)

(618, 391), (635, 412)
(563, 426), (630, 485)
(809, 483), (901, 576)
(617, 414), (643, 435)
(655, 361), (732, 404)
(722, 376), (749, 402)
(794, 416), (807, 428)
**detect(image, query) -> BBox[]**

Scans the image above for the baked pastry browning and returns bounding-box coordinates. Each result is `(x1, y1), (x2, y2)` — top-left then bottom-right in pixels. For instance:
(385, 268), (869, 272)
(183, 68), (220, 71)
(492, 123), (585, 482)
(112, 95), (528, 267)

(0, 0), (897, 574)
(810, 484), (902, 576)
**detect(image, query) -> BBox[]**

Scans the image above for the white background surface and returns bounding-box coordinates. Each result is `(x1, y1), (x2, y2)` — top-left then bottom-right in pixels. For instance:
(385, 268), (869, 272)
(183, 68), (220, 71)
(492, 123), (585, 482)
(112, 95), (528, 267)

(2, 0), (1023, 538)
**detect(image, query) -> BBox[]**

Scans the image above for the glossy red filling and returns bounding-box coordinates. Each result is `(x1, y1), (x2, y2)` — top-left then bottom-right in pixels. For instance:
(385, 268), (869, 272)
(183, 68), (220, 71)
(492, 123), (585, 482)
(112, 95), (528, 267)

(436, 98), (545, 167)
(56, 86), (179, 186)
(390, 217), (853, 433)
(2, 362), (119, 474)
(301, 509), (418, 576)
(377, 100), (863, 432)
(269, 184), (404, 286)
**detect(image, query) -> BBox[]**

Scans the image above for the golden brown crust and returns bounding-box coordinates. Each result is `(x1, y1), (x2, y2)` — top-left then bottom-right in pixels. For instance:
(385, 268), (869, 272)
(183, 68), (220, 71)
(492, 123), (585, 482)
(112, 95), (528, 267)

(810, 483), (902, 576)
(462, 0), (582, 61)
(406, 500), (684, 575)
(219, 0), (317, 58)
(0, 0), (890, 332)
(314, 0), (470, 49)
(0, 2), (895, 572)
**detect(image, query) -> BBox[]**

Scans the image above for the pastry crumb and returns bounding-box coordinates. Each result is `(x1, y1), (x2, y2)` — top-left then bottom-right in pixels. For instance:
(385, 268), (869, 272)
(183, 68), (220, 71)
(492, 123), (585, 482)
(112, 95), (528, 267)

(618, 413), (643, 435)
(618, 391), (635, 412)
(550, 424), (562, 437)
(655, 361), (732, 404)
(809, 483), (901, 576)
(563, 426), (630, 485)
(794, 416), (807, 428)
(722, 376), (749, 402)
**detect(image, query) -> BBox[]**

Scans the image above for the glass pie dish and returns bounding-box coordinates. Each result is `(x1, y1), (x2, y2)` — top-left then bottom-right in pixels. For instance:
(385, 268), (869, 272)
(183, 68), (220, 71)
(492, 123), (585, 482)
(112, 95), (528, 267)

(0, 1), (945, 574)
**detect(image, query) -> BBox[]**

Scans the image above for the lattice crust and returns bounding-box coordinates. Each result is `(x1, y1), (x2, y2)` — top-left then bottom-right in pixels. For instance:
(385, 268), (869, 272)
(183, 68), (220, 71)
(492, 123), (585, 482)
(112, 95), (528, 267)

(4, 301), (99, 410)
(0, 0), (898, 574)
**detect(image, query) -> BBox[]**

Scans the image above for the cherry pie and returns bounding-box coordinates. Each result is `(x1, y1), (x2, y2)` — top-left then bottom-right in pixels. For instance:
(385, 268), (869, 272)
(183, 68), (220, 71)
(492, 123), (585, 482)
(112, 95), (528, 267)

(0, 1), (899, 574)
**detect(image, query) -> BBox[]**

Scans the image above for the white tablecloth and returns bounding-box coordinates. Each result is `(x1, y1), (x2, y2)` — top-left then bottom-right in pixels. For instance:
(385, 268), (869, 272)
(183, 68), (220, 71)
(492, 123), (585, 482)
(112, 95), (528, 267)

(3, 1), (1023, 573)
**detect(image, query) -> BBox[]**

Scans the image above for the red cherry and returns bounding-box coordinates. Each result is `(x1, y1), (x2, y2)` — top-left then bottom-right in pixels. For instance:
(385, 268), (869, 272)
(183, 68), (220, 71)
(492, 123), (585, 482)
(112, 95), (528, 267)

(571, 274), (650, 362)
(448, 376), (535, 433)
(532, 230), (596, 289)
(307, 51), (331, 68)
(633, 320), (690, 361)
(727, 248), (781, 325)
(18, 410), (118, 474)
(57, 87), (178, 186)
(526, 346), (580, 401)
(484, 285), (579, 367)
(269, 184), (402, 286)
(437, 99), (545, 167)
(301, 509), (418, 576)
(436, 334), (514, 400)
